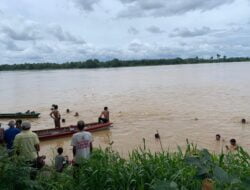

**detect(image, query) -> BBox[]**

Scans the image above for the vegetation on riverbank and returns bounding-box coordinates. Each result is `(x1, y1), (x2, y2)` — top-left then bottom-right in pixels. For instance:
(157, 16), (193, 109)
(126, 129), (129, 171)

(0, 57), (250, 71)
(0, 142), (250, 190)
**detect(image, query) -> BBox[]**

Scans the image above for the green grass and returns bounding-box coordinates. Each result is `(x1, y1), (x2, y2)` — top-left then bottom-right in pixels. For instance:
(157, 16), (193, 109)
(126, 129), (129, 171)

(0, 143), (250, 190)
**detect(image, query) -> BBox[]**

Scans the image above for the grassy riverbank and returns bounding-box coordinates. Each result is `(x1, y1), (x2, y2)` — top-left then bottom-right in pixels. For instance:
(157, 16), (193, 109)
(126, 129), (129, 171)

(0, 57), (250, 71)
(1, 143), (250, 190)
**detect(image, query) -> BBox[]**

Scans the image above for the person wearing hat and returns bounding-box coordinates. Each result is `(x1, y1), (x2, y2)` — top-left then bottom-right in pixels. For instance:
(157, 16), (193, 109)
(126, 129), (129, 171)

(4, 120), (20, 155)
(13, 122), (40, 161)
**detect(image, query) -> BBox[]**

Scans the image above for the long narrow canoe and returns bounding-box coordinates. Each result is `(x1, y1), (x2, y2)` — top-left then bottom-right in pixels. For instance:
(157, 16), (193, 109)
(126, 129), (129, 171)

(33, 122), (113, 140)
(0, 112), (40, 119)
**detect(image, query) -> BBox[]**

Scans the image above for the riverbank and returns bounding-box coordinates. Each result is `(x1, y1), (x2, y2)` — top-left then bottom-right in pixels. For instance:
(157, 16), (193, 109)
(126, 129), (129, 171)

(1, 143), (250, 190)
(0, 57), (249, 71)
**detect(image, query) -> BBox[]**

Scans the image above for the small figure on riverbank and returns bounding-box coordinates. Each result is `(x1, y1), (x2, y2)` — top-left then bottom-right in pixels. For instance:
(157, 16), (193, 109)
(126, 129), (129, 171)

(66, 109), (70, 113)
(55, 147), (68, 172)
(226, 139), (238, 151)
(241, 118), (246, 124)
(98, 107), (109, 123)
(50, 105), (61, 128)
(74, 112), (79, 117)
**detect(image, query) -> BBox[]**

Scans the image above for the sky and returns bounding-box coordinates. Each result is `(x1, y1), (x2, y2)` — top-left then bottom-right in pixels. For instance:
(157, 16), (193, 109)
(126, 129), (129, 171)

(0, 0), (250, 64)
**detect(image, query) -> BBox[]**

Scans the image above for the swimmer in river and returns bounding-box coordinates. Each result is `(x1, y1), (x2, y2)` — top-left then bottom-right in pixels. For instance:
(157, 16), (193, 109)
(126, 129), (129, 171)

(226, 138), (238, 151)
(241, 119), (246, 124)
(215, 134), (221, 141)
(214, 134), (226, 154)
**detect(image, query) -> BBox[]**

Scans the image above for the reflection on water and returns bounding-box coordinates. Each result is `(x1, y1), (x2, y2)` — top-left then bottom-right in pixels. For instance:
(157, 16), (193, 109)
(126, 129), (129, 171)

(1, 62), (250, 161)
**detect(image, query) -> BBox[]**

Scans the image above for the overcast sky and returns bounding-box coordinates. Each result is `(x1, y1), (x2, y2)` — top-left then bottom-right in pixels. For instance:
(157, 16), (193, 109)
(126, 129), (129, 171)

(0, 0), (250, 64)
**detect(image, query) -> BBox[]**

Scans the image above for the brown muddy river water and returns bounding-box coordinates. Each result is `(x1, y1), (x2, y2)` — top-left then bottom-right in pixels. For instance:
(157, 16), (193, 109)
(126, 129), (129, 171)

(1, 62), (250, 162)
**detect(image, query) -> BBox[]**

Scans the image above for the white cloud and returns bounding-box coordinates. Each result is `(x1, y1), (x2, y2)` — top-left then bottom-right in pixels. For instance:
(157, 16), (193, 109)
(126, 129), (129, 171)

(70, 0), (100, 11)
(128, 26), (139, 35)
(146, 26), (164, 33)
(170, 27), (213, 37)
(118, 0), (236, 18)
(47, 24), (85, 44)
(0, 0), (250, 64)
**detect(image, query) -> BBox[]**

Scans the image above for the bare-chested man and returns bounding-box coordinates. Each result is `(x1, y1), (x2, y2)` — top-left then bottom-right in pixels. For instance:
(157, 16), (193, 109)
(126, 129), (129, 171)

(50, 104), (61, 128)
(98, 107), (109, 123)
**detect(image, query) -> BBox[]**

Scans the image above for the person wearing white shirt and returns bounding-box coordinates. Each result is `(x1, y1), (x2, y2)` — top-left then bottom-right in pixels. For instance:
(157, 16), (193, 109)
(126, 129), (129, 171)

(71, 120), (93, 165)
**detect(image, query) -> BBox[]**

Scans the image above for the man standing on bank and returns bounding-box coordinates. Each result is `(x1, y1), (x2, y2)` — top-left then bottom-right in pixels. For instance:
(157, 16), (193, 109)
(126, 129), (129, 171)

(50, 104), (61, 128)
(14, 122), (40, 162)
(98, 107), (109, 123)
(71, 120), (93, 165)
(4, 120), (20, 155)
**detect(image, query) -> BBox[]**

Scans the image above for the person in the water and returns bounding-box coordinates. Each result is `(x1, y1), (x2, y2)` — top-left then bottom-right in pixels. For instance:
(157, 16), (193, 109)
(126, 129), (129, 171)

(226, 138), (238, 151)
(215, 134), (221, 141)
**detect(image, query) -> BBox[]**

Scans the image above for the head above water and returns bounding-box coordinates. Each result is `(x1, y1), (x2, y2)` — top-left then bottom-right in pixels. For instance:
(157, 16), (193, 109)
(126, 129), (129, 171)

(216, 134), (221, 141)
(16, 119), (22, 126)
(52, 104), (58, 110)
(57, 147), (63, 155)
(230, 138), (236, 146)
(77, 120), (85, 131)
(241, 119), (246, 124)
(21, 122), (31, 130)
(104, 107), (108, 111)
(8, 120), (15, 128)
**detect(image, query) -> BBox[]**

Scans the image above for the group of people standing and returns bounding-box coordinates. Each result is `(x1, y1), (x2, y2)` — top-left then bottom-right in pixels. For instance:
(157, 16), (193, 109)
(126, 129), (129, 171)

(0, 119), (94, 173)
(0, 105), (110, 175)
(0, 120), (40, 163)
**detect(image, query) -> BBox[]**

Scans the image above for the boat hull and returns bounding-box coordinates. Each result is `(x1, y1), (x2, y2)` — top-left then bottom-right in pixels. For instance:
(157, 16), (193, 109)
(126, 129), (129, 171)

(0, 113), (40, 119)
(33, 122), (112, 141)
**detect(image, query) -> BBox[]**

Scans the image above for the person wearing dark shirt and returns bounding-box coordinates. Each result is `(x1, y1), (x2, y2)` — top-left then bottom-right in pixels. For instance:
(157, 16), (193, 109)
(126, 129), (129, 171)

(4, 121), (20, 154)
(55, 147), (68, 172)
(15, 120), (22, 130)
(0, 123), (4, 144)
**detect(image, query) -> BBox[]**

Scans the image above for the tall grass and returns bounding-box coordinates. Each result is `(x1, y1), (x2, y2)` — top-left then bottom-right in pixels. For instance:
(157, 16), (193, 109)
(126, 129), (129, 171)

(0, 143), (250, 190)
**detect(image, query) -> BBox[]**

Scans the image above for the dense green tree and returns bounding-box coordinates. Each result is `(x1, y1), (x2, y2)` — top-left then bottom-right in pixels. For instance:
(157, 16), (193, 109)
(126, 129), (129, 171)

(0, 57), (249, 71)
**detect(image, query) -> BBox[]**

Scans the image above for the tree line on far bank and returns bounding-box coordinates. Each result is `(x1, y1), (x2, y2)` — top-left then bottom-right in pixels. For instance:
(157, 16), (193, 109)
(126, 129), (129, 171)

(0, 56), (250, 71)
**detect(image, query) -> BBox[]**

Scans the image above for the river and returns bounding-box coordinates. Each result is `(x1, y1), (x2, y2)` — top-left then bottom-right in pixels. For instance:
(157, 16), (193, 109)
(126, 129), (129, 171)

(0, 62), (250, 161)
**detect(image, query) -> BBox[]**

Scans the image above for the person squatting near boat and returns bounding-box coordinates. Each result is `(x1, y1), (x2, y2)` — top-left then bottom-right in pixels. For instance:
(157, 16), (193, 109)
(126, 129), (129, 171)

(50, 104), (61, 128)
(98, 107), (109, 123)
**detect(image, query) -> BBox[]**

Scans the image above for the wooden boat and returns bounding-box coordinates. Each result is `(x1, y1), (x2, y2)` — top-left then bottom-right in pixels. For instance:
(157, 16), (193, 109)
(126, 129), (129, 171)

(33, 122), (113, 140)
(0, 112), (40, 119)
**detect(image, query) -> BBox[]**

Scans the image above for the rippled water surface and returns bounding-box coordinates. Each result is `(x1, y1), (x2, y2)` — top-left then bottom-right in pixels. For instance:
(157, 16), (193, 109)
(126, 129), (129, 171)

(1, 62), (250, 160)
